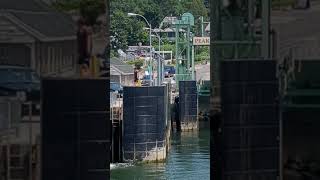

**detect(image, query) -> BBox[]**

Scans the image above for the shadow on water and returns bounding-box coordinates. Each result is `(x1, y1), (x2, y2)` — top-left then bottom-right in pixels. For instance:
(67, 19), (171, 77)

(111, 122), (210, 180)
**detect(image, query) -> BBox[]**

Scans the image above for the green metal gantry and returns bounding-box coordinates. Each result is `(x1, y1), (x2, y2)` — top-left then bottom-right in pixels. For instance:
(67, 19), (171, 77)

(211, 0), (271, 109)
(174, 12), (195, 88)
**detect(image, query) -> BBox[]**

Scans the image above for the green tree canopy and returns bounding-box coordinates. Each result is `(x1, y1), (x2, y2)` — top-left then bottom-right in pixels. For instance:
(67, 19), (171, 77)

(53, 0), (105, 25)
(110, 0), (208, 50)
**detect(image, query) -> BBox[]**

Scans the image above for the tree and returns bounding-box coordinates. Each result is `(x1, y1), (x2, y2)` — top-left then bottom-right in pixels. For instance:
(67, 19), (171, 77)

(183, 0), (208, 18)
(53, 0), (105, 25)
(109, 0), (209, 51)
(182, 0), (208, 36)
(79, 0), (105, 25)
(110, 9), (148, 50)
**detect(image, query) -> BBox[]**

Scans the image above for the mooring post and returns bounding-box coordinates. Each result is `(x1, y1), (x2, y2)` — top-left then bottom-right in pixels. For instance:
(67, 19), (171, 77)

(163, 140), (165, 159)
(156, 139), (158, 161)
(133, 139), (136, 161)
(145, 142), (147, 159)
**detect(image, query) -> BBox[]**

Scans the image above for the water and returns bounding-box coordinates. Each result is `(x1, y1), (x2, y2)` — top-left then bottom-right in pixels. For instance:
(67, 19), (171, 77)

(111, 123), (210, 180)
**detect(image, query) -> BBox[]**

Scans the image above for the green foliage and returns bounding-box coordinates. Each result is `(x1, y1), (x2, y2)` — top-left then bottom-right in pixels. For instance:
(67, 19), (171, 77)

(127, 59), (144, 69)
(52, 0), (80, 11)
(53, 0), (105, 25)
(162, 43), (176, 57)
(183, 0), (208, 18)
(110, 9), (148, 50)
(79, 0), (105, 25)
(195, 46), (209, 62)
(110, 49), (118, 58)
(110, 0), (209, 51)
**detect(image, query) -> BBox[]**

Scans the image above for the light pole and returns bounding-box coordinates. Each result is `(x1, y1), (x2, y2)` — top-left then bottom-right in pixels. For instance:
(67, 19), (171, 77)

(144, 28), (164, 86)
(151, 34), (161, 86)
(128, 13), (153, 85)
(146, 27), (164, 86)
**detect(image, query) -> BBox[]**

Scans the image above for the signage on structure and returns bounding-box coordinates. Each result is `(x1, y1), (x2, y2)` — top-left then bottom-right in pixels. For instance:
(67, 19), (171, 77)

(193, 37), (210, 46)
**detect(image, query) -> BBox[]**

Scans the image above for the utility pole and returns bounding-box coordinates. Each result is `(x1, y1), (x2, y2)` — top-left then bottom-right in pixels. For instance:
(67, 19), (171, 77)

(174, 13), (195, 88)
(201, 16), (204, 37)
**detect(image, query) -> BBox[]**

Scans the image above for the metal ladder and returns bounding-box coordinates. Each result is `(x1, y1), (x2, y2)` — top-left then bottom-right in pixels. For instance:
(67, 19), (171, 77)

(7, 144), (28, 180)
(111, 107), (120, 123)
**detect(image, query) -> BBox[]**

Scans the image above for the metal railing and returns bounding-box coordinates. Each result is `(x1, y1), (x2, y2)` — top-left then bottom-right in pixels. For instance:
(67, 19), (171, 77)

(124, 139), (167, 162)
(212, 41), (262, 60)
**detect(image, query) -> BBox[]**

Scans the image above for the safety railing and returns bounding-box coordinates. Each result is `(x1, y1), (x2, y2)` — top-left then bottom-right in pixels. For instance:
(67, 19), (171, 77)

(212, 40), (262, 60)
(124, 139), (167, 162)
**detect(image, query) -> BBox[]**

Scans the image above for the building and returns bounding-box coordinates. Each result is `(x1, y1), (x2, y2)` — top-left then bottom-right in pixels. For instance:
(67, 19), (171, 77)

(0, 0), (77, 77)
(154, 28), (186, 42)
(110, 57), (134, 86)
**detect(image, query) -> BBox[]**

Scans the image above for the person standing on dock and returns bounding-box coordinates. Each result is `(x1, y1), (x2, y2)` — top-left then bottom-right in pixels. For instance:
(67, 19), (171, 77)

(174, 96), (181, 132)
(77, 17), (93, 77)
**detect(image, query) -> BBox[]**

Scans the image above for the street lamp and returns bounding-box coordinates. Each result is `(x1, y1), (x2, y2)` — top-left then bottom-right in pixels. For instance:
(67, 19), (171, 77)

(128, 13), (153, 85)
(151, 34), (161, 86)
(146, 28), (164, 86)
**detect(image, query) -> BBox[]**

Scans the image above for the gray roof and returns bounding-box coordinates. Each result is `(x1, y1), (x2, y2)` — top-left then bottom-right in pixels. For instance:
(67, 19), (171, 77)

(110, 67), (121, 76)
(110, 58), (134, 74)
(11, 11), (75, 38)
(110, 57), (127, 66)
(0, 0), (52, 12)
(0, 0), (76, 39)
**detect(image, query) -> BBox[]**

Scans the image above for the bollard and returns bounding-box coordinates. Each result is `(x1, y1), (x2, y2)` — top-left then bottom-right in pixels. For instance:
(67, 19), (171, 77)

(156, 140), (158, 161)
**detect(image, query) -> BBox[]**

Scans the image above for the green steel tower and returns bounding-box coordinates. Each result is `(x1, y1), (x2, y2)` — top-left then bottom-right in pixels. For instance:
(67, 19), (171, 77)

(174, 12), (195, 88)
(210, 0), (272, 179)
(210, 0), (271, 110)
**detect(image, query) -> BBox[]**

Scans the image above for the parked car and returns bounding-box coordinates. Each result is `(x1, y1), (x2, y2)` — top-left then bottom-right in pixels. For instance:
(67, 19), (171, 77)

(164, 65), (176, 78)
(141, 75), (153, 86)
(0, 66), (41, 117)
(110, 82), (123, 94)
(0, 66), (40, 100)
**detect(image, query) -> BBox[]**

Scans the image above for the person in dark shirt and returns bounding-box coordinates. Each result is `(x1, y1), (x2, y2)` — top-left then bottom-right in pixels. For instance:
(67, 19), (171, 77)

(174, 96), (181, 132)
(77, 17), (93, 75)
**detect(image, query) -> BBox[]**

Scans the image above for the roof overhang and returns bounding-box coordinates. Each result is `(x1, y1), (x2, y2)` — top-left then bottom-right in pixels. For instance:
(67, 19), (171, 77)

(111, 65), (134, 75)
(0, 11), (76, 42)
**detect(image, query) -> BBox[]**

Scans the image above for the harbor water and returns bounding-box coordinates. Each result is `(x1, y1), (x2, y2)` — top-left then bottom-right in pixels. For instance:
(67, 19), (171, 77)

(110, 123), (210, 180)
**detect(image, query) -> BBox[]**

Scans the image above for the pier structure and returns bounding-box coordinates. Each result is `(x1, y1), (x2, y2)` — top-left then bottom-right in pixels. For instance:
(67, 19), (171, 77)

(0, 96), (40, 180)
(210, 0), (320, 179)
(122, 85), (171, 162)
(41, 79), (110, 180)
(110, 92), (123, 163)
(178, 81), (198, 131)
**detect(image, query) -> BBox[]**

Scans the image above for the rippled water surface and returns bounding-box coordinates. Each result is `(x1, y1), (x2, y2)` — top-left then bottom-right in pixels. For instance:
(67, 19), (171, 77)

(111, 124), (210, 180)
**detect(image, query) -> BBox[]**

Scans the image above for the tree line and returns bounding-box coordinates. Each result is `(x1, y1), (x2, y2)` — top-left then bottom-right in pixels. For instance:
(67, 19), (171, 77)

(110, 0), (208, 51)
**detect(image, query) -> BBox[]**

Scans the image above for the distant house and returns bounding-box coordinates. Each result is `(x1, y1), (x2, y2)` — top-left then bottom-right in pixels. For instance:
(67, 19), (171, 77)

(154, 28), (186, 42)
(0, 0), (77, 77)
(110, 58), (134, 86)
